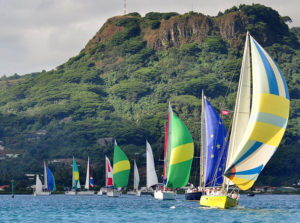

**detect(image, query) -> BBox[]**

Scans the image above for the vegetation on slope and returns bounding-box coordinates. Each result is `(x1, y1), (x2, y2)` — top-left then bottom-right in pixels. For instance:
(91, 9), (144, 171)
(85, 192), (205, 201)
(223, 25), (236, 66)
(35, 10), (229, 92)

(0, 4), (299, 190)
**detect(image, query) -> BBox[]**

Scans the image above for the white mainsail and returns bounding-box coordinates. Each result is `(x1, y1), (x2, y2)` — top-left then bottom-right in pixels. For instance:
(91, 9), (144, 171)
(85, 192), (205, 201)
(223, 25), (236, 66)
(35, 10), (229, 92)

(35, 174), (43, 193)
(200, 90), (207, 188)
(84, 157), (90, 190)
(43, 161), (48, 190)
(146, 141), (158, 188)
(224, 33), (251, 187)
(133, 160), (140, 191)
(226, 32), (251, 169)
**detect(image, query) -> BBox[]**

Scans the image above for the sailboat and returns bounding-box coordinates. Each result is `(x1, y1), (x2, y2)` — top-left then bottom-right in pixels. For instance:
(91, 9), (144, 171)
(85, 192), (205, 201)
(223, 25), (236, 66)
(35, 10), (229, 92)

(200, 32), (290, 209)
(65, 157), (80, 195)
(34, 161), (56, 196)
(127, 160), (141, 196)
(154, 103), (194, 200)
(134, 160), (141, 196)
(145, 140), (158, 194)
(108, 140), (130, 197)
(77, 157), (95, 195)
(98, 156), (113, 195)
(189, 92), (229, 201)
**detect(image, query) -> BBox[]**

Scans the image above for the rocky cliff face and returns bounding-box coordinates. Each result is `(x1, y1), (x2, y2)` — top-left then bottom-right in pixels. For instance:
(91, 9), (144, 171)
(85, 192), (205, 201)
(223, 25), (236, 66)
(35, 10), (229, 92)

(85, 4), (297, 53)
(143, 13), (214, 49)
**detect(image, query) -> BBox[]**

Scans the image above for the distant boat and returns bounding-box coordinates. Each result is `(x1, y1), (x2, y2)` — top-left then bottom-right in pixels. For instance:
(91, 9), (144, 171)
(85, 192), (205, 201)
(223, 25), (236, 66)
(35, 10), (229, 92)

(154, 103), (194, 200)
(108, 140), (130, 197)
(145, 140), (158, 195)
(127, 160), (141, 196)
(98, 156), (113, 196)
(77, 157), (95, 195)
(65, 157), (80, 195)
(200, 32), (290, 209)
(34, 161), (55, 196)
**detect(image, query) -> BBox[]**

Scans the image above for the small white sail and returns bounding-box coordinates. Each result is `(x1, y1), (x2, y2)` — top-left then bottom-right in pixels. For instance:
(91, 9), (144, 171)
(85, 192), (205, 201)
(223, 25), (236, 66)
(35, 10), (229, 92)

(134, 160), (140, 191)
(35, 174), (43, 193)
(77, 180), (81, 189)
(146, 141), (158, 188)
(84, 157), (90, 190)
(43, 161), (48, 190)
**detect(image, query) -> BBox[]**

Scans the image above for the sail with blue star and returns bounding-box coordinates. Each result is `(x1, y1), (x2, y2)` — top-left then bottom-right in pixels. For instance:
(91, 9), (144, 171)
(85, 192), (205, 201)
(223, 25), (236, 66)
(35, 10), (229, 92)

(204, 98), (228, 187)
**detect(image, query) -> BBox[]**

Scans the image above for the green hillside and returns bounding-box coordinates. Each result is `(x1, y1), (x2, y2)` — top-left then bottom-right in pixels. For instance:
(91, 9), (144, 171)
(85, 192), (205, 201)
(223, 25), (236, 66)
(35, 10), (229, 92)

(0, 4), (299, 190)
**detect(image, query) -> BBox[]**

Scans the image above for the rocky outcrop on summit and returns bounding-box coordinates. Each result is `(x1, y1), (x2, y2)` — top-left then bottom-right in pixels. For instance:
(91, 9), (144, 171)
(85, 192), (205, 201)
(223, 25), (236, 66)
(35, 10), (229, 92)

(144, 14), (213, 49)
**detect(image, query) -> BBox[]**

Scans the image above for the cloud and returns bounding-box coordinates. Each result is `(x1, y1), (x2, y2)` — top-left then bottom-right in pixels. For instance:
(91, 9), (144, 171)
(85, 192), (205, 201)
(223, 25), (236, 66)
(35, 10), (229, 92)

(0, 0), (299, 76)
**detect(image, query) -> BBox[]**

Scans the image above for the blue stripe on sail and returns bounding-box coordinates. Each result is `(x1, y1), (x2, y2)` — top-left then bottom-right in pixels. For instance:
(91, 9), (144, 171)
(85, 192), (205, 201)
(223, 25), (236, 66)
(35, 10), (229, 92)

(257, 112), (288, 129)
(234, 141), (263, 166)
(252, 39), (279, 96)
(234, 165), (263, 175)
(264, 50), (290, 100)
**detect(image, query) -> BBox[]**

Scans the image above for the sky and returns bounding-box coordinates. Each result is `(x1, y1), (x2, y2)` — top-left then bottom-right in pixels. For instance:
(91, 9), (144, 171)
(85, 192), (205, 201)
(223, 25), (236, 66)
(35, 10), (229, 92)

(0, 0), (299, 76)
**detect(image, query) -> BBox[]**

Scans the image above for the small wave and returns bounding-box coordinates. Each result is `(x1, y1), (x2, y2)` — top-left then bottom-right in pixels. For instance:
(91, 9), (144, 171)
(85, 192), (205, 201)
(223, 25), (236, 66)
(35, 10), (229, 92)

(170, 206), (176, 209)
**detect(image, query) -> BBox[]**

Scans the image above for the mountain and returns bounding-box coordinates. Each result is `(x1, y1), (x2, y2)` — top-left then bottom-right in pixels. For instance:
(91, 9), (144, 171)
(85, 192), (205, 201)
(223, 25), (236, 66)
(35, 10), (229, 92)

(0, 4), (299, 190)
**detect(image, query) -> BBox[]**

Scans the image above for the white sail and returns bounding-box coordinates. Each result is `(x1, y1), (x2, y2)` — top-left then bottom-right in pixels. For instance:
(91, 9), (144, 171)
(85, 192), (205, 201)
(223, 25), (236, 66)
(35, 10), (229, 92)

(224, 33), (251, 187)
(133, 160), (140, 191)
(84, 157), (90, 190)
(43, 161), (48, 190)
(77, 179), (81, 189)
(200, 90), (207, 188)
(146, 141), (158, 188)
(226, 33), (251, 169)
(35, 174), (43, 193)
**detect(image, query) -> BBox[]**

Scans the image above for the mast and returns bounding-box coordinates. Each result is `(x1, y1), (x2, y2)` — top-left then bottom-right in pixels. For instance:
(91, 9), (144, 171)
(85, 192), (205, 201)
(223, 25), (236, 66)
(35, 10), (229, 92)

(224, 32), (251, 189)
(162, 122), (168, 187)
(72, 156), (75, 189)
(105, 156), (108, 187)
(84, 157), (90, 190)
(43, 160), (48, 190)
(200, 90), (206, 189)
(164, 102), (173, 189)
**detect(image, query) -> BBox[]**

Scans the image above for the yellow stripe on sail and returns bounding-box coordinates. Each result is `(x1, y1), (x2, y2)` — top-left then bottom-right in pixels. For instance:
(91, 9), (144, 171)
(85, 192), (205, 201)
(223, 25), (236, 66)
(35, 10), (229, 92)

(170, 143), (194, 165)
(230, 176), (256, 191)
(74, 172), (79, 181)
(250, 122), (286, 147)
(258, 93), (290, 119)
(113, 160), (130, 174)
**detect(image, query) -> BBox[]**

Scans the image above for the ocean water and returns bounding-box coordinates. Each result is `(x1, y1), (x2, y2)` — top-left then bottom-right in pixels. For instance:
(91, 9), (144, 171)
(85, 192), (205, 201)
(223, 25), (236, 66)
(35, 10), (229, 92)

(0, 194), (300, 222)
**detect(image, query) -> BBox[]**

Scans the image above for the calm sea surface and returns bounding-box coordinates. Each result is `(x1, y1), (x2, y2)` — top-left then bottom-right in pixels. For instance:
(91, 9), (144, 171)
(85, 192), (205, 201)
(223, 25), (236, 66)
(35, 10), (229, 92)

(0, 194), (300, 222)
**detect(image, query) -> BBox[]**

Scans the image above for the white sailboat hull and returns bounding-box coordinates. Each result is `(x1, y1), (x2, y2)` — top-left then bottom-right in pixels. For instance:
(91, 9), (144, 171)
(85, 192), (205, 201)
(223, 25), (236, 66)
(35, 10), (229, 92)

(65, 191), (77, 195)
(136, 190), (141, 197)
(34, 191), (51, 196)
(97, 187), (107, 196)
(107, 191), (120, 197)
(77, 190), (95, 195)
(127, 191), (136, 195)
(154, 190), (176, 200)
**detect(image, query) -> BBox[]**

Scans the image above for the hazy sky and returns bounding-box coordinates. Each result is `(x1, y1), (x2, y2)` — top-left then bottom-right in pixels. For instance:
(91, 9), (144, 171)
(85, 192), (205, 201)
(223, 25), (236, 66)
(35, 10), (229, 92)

(0, 0), (299, 76)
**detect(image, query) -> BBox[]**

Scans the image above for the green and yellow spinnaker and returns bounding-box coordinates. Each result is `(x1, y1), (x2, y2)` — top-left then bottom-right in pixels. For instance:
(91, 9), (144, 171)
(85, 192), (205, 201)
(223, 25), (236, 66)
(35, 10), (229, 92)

(113, 141), (130, 188)
(73, 157), (80, 190)
(166, 113), (194, 188)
